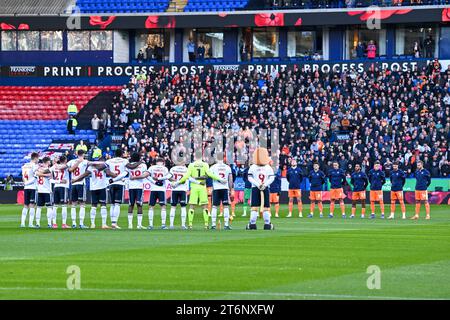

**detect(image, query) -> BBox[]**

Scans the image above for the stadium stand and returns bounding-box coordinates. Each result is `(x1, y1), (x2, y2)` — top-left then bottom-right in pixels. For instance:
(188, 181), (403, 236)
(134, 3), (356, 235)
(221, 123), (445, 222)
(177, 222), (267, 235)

(76, 0), (171, 13)
(0, 0), (74, 14)
(184, 0), (249, 12)
(269, 0), (450, 10)
(73, 0), (449, 13)
(106, 60), (450, 178)
(0, 86), (120, 178)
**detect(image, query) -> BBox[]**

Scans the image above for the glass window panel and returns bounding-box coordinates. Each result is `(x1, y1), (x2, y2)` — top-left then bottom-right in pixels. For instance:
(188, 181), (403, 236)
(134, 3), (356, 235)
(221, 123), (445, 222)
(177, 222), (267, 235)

(347, 28), (385, 59)
(252, 28), (279, 58)
(40, 31), (63, 51)
(197, 32), (223, 58)
(135, 31), (164, 58)
(90, 31), (113, 50)
(288, 31), (315, 57)
(1, 31), (17, 51)
(402, 27), (435, 57)
(18, 31), (40, 51)
(68, 31), (90, 51)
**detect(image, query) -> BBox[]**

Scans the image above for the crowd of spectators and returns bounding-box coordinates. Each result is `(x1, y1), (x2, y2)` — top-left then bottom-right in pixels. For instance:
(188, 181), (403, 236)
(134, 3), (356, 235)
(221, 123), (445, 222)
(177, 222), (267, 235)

(104, 58), (450, 178)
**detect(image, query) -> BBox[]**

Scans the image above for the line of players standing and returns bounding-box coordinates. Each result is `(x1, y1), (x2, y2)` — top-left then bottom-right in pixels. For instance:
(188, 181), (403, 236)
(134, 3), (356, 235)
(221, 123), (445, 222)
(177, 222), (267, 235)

(261, 159), (432, 220)
(20, 149), (237, 230)
(20, 150), (433, 230)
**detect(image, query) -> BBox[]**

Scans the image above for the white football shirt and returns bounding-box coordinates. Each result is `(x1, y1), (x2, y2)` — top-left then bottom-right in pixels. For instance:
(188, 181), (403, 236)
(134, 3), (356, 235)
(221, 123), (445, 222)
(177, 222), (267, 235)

(248, 164), (274, 188)
(127, 163), (148, 190)
(106, 157), (129, 186)
(170, 165), (189, 191)
(88, 164), (109, 191)
(147, 164), (169, 192)
(22, 162), (38, 190)
(51, 165), (70, 189)
(36, 169), (52, 194)
(67, 159), (88, 186)
(210, 163), (232, 190)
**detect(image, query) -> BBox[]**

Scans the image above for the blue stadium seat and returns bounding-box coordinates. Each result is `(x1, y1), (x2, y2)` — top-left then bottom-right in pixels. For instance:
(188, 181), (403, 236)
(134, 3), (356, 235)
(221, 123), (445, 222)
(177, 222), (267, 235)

(0, 120), (98, 178)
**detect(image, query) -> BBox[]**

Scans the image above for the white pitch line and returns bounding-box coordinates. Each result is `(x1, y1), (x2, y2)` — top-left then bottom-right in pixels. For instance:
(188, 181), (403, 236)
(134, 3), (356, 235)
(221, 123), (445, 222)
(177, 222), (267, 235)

(0, 287), (445, 300)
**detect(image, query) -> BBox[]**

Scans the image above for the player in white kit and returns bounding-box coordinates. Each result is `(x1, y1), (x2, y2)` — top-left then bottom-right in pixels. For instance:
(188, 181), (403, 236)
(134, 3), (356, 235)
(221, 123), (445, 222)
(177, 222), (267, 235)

(21, 152), (39, 228)
(169, 162), (189, 229)
(67, 150), (89, 228)
(139, 158), (171, 230)
(126, 152), (148, 229)
(72, 158), (118, 229)
(209, 155), (234, 230)
(50, 155), (70, 228)
(34, 157), (54, 228)
(106, 149), (129, 229)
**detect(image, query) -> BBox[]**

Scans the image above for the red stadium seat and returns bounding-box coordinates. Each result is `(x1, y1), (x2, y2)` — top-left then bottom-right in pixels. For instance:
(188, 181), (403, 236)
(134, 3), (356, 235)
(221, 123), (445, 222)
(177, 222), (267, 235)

(0, 85), (118, 121)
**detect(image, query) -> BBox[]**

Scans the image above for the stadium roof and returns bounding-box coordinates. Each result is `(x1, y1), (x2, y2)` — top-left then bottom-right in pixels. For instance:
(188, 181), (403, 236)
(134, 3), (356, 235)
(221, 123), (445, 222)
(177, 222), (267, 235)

(0, 0), (74, 15)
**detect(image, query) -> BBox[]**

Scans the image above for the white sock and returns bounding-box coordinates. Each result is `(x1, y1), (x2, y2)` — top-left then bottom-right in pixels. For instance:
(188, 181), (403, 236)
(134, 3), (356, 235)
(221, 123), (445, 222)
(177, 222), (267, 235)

(90, 207), (97, 225)
(224, 206), (230, 227)
(148, 207), (154, 227)
(47, 207), (53, 225)
(181, 207), (187, 227)
(263, 210), (271, 224)
(29, 207), (35, 226)
(35, 208), (41, 226)
(161, 207), (167, 226)
(137, 214), (143, 227)
(211, 206), (217, 225)
(169, 207), (175, 227)
(62, 206), (67, 225)
(114, 204), (121, 224)
(71, 207), (77, 225)
(128, 212), (133, 228)
(110, 206), (115, 224)
(101, 206), (107, 226)
(243, 207), (247, 215)
(21, 208), (28, 226)
(250, 210), (258, 224)
(79, 206), (86, 225)
(52, 206), (58, 225)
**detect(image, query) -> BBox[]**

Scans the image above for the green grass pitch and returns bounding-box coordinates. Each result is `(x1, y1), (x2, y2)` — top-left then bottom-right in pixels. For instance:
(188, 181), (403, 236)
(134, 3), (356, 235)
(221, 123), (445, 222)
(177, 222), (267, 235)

(0, 203), (449, 300)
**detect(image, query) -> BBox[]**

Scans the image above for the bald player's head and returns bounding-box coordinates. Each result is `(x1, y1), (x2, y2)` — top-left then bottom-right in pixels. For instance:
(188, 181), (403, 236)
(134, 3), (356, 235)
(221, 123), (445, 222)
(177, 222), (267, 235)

(215, 152), (224, 163)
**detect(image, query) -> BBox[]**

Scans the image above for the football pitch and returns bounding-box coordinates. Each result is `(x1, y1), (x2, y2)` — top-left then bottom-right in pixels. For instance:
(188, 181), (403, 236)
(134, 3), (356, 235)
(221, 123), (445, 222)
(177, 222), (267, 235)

(0, 204), (449, 300)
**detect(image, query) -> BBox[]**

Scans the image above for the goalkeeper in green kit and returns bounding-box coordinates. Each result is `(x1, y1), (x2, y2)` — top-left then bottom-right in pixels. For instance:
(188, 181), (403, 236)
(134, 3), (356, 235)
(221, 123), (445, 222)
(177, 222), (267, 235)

(173, 152), (226, 230)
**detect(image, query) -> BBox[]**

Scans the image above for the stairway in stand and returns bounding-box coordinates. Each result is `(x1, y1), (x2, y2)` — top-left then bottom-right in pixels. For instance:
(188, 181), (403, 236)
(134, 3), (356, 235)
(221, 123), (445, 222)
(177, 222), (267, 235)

(76, 91), (119, 130)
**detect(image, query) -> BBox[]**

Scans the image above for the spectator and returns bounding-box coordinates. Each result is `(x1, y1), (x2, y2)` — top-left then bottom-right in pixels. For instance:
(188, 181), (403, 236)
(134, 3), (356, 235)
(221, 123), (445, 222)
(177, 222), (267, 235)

(3, 175), (13, 190)
(187, 39), (196, 62)
(197, 42), (205, 62)
(145, 44), (154, 62)
(312, 52), (322, 61)
(92, 145), (102, 160)
(67, 116), (77, 134)
(356, 42), (365, 59)
(413, 41), (421, 58)
(155, 45), (164, 62)
(75, 140), (88, 153)
(239, 39), (247, 62)
(137, 49), (145, 63)
(424, 35), (434, 58)
(67, 101), (78, 116)
(128, 134), (138, 149)
(366, 40), (377, 59)
(103, 147), (114, 159)
(91, 114), (101, 131)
